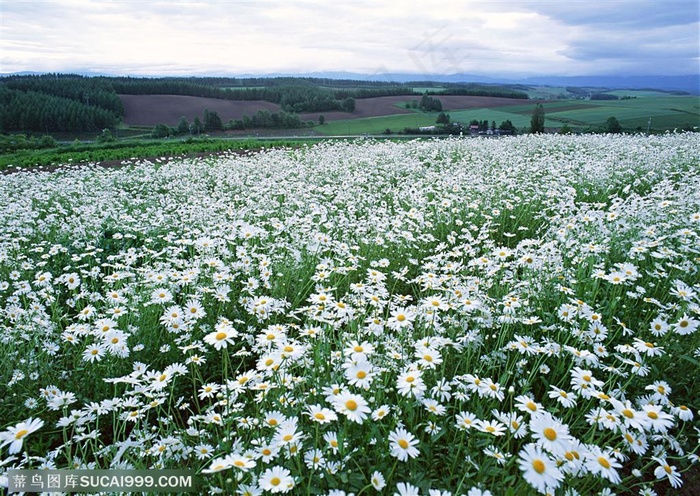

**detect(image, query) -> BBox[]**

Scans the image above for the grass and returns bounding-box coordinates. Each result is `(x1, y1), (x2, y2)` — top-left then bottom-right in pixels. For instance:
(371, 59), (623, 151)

(0, 137), (315, 170)
(317, 114), (441, 135)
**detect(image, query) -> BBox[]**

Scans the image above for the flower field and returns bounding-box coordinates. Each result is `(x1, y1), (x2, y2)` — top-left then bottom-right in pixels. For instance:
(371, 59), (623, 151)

(0, 134), (699, 495)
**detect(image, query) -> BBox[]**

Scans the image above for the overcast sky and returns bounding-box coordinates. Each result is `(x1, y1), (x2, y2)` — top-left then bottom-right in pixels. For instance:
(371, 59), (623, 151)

(1, 0), (698, 77)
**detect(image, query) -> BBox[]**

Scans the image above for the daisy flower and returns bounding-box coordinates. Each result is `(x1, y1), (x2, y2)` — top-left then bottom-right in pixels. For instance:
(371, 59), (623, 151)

(370, 470), (386, 491)
(388, 427), (420, 462)
(258, 466), (295, 493)
(641, 404), (674, 433)
(0, 417), (44, 454)
(372, 405), (391, 421)
(515, 394), (544, 416)
(585, 445), (622, 484)
(517, 443), (564, 494)
(674, 314), (698, 335)
(82, 343), (106, 363)
(344, 359), (375, 389)
(529, 412), (572, 455)
(305, 404), (338, 424)
(203, 325), (237, 350)
(332, 391), (370, 424)
(226, 453), (256, 472)
(476, 419), (507, 436)
(396, 367), (427, 399)
(548, 386), (577, 408)
(455, 411), (478, 431)
(394, 482), (421, 496)
(387, 307), (416, 331)
(653, 456), (682, 488)
(201, 455), (233, 473)
(671, 404), (694, 421)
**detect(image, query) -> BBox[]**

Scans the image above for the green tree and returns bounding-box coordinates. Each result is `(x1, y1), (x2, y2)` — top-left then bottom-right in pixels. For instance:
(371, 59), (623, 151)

(191, 117), (203, 135)
(498, 120), (516, 135)
(342, 97), (356, 113)
(436, 112), (450, 125)
(203, 109), (223, 131)
(606, 116), (622, 133)
(177, 116), (190, 135)
(530, 104), (545, 133)
(559, 123), (573, 135)
(97, 128), (116, 142)
(151, 123), (171, 138)
(318, 115), (325, 125)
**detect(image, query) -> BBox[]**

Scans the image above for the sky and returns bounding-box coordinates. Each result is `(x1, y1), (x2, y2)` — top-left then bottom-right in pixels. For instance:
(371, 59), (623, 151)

(1, 0), (699, 78)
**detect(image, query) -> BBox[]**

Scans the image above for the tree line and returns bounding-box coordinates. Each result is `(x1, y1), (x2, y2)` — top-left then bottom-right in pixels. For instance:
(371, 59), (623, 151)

(151, 108), (312, 138)
(0, 85), (120, 133)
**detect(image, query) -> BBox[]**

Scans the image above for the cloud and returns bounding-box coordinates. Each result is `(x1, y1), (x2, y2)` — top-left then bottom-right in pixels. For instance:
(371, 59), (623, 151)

(1, 0), (697, 76)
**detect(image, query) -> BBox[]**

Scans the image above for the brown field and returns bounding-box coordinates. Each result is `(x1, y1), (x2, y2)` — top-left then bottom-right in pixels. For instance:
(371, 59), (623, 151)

(120, 94), (533, 127)
(119, 95), (282, 126)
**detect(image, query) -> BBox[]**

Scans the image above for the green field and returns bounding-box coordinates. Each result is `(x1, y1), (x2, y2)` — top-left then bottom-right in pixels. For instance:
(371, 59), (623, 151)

(545, 96), (699, 130)
(318, 113), (441, 135)
(317, 94), (699, 135)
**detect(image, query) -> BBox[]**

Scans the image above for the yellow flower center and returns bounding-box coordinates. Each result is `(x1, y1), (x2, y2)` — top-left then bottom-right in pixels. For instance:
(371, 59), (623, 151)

(598, 457), (611, 469)
(357, 371), (367, 379)
(215, 332), (227, 341)
(543, 428), (557, 441)
(15, 429), (28, 440)
(346, 400), (357, 411)
(397, 314), (406, 322)
(526, 401), (537, 411)
(532, 459), (545, 474)
(270, 477), (281, 486)
(622, 409), (634, 419)
(647, 411), (659, 420)
(398, 439), (409, 449)
(314, 413), (326, 421)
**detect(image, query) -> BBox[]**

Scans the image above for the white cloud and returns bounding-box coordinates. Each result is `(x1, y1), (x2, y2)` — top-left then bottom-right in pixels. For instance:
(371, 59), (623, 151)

(1, 0), (697, 76)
